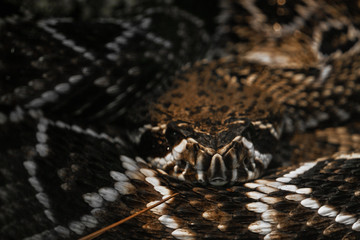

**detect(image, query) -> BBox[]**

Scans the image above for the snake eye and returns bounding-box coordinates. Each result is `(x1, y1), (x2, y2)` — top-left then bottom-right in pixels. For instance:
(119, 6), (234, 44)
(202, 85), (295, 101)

(165, 127), (183, 146)
(139, 130), (167, 157)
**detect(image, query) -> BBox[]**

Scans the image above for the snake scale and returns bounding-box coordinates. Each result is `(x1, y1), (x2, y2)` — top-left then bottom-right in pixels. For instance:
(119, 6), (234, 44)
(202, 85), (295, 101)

(1, 0), (360, 239)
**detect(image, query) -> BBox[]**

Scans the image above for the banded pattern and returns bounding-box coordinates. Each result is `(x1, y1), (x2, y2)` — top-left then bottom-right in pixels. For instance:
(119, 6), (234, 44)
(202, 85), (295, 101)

(0, 0), (360, 240)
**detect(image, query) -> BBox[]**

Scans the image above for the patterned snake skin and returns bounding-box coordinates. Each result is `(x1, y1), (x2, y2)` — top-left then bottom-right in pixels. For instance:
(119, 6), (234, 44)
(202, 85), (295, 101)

(1, 0), (360, 239)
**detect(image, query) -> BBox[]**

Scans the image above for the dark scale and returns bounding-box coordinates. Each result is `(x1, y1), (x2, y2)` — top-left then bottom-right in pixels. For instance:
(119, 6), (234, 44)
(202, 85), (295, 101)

(1, 0), (360, 239)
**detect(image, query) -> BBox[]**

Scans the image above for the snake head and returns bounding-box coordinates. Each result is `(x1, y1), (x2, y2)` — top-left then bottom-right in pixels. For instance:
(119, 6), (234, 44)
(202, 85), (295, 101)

(139, 119), (273, 186)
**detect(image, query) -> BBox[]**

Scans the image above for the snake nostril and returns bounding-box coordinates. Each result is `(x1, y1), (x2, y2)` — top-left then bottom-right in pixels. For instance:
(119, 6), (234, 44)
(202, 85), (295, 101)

(198, 178), (205, 184)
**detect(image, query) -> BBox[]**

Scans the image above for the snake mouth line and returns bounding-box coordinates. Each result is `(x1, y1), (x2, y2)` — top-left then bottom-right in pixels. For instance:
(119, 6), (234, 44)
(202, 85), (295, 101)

(149, 136), (272, 186)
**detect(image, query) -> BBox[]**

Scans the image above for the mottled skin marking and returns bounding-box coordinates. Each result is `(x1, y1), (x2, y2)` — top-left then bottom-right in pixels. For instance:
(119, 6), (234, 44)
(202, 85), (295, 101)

(152, 60), (283, 133)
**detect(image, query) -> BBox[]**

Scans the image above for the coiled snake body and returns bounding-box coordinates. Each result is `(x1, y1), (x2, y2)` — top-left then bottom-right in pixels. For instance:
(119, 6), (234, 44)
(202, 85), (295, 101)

(1, 0), (360, 239)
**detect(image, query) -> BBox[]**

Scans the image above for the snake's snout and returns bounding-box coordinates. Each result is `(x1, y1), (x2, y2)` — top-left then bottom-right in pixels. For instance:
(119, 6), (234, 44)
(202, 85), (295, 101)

(148, 134), (273, 185)
(208, 154), (228, 186)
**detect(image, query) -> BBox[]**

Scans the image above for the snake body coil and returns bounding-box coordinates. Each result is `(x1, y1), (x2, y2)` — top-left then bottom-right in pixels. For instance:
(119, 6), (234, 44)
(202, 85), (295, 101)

(1, 0), (360, 239)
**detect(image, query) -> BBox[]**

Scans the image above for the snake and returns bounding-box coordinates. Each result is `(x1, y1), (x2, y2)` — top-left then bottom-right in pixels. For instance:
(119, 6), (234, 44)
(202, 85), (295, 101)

(1, 0), (360, 239)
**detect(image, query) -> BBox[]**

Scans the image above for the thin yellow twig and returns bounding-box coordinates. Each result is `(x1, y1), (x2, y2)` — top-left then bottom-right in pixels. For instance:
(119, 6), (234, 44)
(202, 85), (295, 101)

(79, 192), (179, 240)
